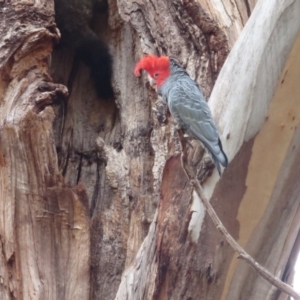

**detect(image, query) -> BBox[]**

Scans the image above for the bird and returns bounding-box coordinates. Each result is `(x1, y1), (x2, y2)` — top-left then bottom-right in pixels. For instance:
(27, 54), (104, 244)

(134, 55), (228, 175)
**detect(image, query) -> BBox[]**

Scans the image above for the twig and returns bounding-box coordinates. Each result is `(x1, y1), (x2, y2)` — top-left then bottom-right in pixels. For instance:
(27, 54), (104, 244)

(177, 130), (300, 300)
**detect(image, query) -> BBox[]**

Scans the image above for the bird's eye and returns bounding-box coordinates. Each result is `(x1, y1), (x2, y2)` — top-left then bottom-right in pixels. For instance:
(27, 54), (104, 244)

(154, 73), (159, 78)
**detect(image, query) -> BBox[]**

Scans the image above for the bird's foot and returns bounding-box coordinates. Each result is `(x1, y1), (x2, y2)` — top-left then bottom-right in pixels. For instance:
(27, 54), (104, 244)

(154, 100), (168, 125)
(196, 157), (215, 184)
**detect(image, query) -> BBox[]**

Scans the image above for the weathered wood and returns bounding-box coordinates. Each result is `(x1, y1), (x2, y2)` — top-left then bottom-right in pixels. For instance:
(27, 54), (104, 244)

(0, 1), (90, 299)
(1, 0), (300, 299)
(115, 0), (300, 299)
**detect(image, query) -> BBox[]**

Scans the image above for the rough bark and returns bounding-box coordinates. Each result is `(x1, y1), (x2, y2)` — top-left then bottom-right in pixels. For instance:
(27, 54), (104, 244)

(115, 0), (300, 299)
(0, 0), (300, 300)
(0, 1), (90, 299)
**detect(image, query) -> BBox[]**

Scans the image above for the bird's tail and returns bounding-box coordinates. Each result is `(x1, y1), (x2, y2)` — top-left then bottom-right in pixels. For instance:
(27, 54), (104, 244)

(211, 138), (228, 175)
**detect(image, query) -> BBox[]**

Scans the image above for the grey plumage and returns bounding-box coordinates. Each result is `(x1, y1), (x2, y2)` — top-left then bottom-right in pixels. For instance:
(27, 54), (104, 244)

(158, 59), (228, 174)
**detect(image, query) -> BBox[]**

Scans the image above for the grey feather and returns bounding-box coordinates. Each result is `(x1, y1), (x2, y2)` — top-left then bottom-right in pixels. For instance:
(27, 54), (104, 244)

(158, 59), (228, 175)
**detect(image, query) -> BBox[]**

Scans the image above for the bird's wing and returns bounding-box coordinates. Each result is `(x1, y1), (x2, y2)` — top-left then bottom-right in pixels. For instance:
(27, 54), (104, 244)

(168, 80), (219, 148)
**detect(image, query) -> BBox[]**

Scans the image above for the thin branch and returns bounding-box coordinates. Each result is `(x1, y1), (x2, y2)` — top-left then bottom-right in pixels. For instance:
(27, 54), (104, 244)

(178, 130), (300, 300)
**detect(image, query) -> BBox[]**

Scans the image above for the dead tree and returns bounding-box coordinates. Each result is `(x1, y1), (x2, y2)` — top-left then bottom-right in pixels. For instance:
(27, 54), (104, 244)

(0, 0), (299, 299)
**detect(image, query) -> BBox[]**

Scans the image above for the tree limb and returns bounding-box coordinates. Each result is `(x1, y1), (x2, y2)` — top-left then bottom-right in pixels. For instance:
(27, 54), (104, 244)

(178, 130), (300, 300)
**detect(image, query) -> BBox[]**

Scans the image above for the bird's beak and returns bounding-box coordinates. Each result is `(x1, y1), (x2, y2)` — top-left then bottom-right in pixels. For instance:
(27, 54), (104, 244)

(148, 74), (157, 89)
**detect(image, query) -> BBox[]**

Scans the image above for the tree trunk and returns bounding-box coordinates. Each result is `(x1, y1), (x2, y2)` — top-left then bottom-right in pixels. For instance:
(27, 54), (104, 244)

(0, 0), (299, 300)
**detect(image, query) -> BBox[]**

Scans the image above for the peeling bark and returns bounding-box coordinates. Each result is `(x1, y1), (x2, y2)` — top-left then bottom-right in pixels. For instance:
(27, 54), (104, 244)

(0, 1), (90, 299)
